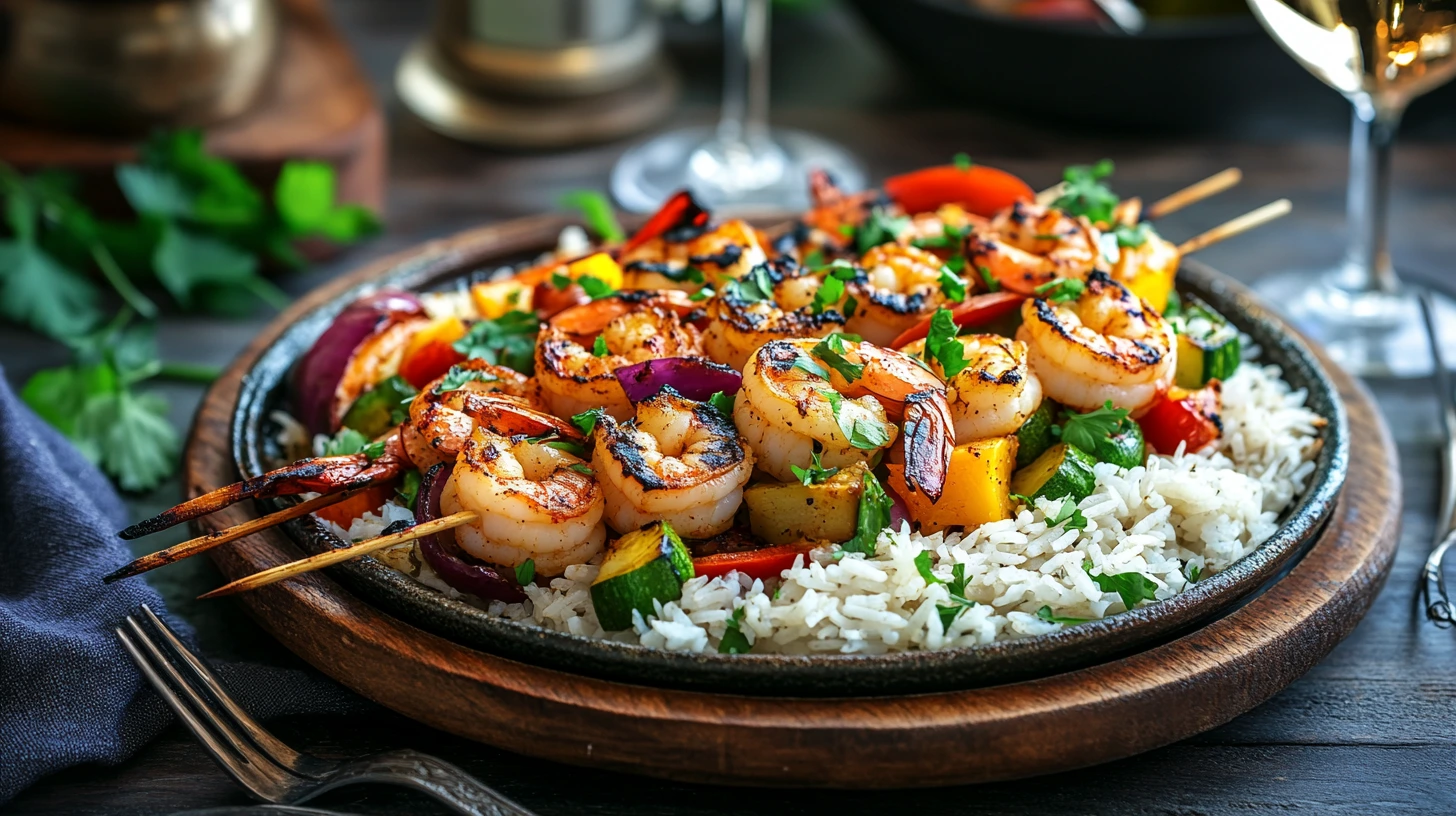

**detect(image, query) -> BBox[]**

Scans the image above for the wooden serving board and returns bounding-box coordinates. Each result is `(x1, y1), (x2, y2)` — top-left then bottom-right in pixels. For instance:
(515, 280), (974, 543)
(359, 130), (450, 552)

(184, 218), (1400, 788)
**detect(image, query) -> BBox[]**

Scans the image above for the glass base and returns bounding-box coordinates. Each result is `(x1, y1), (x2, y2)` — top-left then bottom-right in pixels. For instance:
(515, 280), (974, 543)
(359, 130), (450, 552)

(1253, 269), (1456, 378)
(611, 125), (866, 214)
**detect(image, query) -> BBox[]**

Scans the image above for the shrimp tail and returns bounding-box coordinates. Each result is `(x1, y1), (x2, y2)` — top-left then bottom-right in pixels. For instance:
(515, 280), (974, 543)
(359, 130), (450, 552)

(118, 436), (407, 539)
(901, 390), (953, 503)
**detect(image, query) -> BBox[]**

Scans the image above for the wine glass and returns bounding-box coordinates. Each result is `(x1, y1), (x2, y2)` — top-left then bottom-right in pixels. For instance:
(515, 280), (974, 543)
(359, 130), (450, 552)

(1246, 0), (1456, 376)
(611, 0), (865, 214)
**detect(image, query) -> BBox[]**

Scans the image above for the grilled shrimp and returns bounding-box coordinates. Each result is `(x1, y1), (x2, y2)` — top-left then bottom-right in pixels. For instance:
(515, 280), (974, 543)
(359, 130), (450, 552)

(1017, 270), (1175, 415)
(620, 220), (769, 290)
(535, 292), (706, 422)
(702, 262), (846, 370)
(592, 388), (754, 537)
(899, 333), (1043, 442)
(400, 360), (548, 469)
(802, 169), (887, 252)
(844, 244), (957, 347)
(442, 428), (606, 576)
(967, 201), (1105, 295)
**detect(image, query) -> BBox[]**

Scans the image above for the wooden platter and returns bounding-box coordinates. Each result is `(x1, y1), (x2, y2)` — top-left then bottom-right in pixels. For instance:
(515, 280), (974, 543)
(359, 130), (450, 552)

(185, 218), (1400, 788)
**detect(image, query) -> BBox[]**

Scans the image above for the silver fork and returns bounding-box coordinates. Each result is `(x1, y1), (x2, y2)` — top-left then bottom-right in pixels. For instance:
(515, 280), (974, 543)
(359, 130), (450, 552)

(116, 605), (539, 816)
(1419, 291), (1456, 627)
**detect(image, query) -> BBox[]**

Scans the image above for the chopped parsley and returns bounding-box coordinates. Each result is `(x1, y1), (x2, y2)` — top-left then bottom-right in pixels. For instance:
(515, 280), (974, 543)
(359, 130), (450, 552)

(570, 408), (604, 437)
(936, 563), (976, 629)
(718, 606), (752, 654)
(515, 558), (536, 586)
(953, 152), (974, 172)
(708, 390), (735, 417)
(689, 285), (715, 302)
(550, 271), (572, 290)
(1052, 159), (1119, 226)
(1084, 560), (1160, 610)
(854, 207), (911, 254)
(433, 364), (502, 395)
(811, 333), (865, 382)
(523, 431), (588, 458)
(397, 469), (423, 510)
(793, 353), (831, 380)
(452, 310), (539, 373)
(1113, 221), (1153, 248)
(1061, 400), (1132, 454)
(723, 264), (775, 302)
(809, 262), (858, 315)
(592, 335), (609, 357)
(977, 264), (1000, 293)
(1035, 277), (1086, 303)
(1187, 563), (1202, 583)
(1036, 605), (1090, 625)
(914, 550), (943, 585)
(559, 190), (625, 242)
(567, 463), (594, 476)
(323, 427), (370, 456)
(1046, 497), (1088, 531)
(579, 274), (615, 300)
(938, 266), (967, 302)
(790, 450), (839, 486)
(922, 308), (970, 377)
(823, 389), (890, 450)
(839, 469), (892, 556)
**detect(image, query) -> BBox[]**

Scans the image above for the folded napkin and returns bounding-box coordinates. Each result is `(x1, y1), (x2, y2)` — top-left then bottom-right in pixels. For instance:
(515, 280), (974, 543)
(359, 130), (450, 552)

(0, 369), (366, 804)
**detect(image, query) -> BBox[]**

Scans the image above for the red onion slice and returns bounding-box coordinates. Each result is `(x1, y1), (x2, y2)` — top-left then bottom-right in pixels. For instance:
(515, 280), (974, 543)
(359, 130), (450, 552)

(614, 357), (742, 404)
(293, 290), (424, 434)
(414, 463), (527, 603)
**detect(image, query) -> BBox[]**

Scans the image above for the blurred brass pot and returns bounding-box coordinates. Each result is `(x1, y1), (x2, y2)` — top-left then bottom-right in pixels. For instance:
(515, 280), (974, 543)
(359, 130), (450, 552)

(0, 0), (279, 134)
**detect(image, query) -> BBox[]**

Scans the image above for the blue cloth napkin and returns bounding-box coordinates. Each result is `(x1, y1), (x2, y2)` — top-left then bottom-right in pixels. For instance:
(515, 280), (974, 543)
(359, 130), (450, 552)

(0, 370), (366, 804)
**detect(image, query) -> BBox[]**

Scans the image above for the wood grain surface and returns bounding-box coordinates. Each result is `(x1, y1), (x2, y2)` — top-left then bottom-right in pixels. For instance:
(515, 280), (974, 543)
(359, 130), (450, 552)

(163, 215), (1399, 788)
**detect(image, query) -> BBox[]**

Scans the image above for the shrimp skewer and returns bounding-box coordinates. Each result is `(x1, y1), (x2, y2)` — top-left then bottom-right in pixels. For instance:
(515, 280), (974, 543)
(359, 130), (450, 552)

(899, 333), (1044, 443)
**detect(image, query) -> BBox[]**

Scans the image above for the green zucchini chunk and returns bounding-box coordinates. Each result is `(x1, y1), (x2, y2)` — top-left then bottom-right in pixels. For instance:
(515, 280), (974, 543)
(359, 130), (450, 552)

(1010, 442), (1098, 504)
(1015, 399), (1059, 469)
(341, 375), (416, 438)
(591, 520), (695, 631)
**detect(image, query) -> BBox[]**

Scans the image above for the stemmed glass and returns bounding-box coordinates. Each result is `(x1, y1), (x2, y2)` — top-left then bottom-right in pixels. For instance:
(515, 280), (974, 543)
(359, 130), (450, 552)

(1246, 0), (1456, 376)
(611, 0), (865, 213)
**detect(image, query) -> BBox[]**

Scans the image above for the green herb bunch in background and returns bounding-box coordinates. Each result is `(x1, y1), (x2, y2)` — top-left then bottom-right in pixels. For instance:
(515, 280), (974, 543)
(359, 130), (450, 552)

(0, 130), (380, 490)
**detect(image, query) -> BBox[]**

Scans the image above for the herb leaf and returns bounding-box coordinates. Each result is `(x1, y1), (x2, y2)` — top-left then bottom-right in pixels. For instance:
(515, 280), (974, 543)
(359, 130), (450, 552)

(953, 153), (974, 172)
(567, 463), (594, 476)
(1047, 497), (1088, 530)
(397, 469), (423, 510)
(560, 190), (625, 242)
(840, 469), (892, 556)
(1061, 400), (1132, 454)
(578, 274), (615, 300)
(811, 333), (865, 382)
(977, 264), (1000, 293)
(1036, 605), (1090, 625)
(1035, 277), (1086, 304)
(922, 308), (970, 377)
(1112, 221), (1153, 248)
(914, 550), (944, 585)
(324, 427), (371, 456)
(718, 606), (752, 654)
(571, 408), (605, 437)
(822, 389), (890, 450)
(1052, 159), (1119, 226)
(790, 451), (840, 486)
(707, 391), (736, 417)
(515, 558), (537, 587)
(1084, 561), (1160, 609)
(433, 364), (502, 395)
(854, 207), (910, 254)
(592, 335), (609, 357)
(938, 266), (967, 302)
(452, 310), (539, 373)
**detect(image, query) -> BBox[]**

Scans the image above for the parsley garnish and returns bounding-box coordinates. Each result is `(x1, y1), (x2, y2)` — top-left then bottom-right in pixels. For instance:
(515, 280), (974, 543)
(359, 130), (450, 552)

(793, 353), (831, 380)
(689, 285), (715, 302)
(433, 364), (502, 395)
(560, 190), (625, 242)
(324, 427), (370, 456)
(854, 207), (911, 254)
(1035, 278), (1086, 303)
(1061, 400), (1132, 454)
(790, 450), (839, 486)
(1047, 497), (1088, 531)
(578, 274), (615, 300)
(936, 563), (976, 629)
(707, 391), (735, 417)
(811, 333), (865, 382)
(809, 262), (858, 315)
(803, 248), (825, 268)
(1084, 561), (1160, 609)
(550, 271), (572, 290)
(977, 265), (1000, 293)
(592, 335), (609, 357)
(1052, 159), (1119, 226)
(922, 308), (970, 377)
(397, 469), (423, 510)
(914, 550), (944, 585)
(1036, 605), (1090, 625)
(822, 389), (890, 450)
(1112, 221), (1153, 248)
(723, 264), (775, 302)
(571, 408), (605, 437)
(718, 606), (752, 654)
(938, 266), (967, 302)
(452, 310), (539, 373)
(1187, 563), (1202, 583)
(515, 558), (537, 586)
(567, 463), (594, 476)
(953, 153), (974, 172)
(839, 469), (892, 556)
(523, 431), (588, 458)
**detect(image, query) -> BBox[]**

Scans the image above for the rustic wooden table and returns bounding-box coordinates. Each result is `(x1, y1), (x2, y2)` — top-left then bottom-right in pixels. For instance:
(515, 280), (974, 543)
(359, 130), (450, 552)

(6, 2), (1456, 813)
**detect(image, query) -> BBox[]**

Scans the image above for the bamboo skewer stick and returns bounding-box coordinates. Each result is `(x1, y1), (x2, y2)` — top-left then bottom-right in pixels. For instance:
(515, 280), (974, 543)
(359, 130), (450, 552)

(103, 491), (357, 583)
(1177, 199), (1292, 256)
(1147, 168), (1243, 220)
(1034, 182), (1067, 207)
(198, 511), (480, 599)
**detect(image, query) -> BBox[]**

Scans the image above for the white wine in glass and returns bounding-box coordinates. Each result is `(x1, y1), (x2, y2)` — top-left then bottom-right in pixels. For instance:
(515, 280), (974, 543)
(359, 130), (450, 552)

(1246, 0), (1456, 376)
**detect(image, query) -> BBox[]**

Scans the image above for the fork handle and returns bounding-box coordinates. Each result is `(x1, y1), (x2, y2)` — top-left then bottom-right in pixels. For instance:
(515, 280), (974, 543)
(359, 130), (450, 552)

(300, 750), (539, 816)
(1424, 529), (1456, 628)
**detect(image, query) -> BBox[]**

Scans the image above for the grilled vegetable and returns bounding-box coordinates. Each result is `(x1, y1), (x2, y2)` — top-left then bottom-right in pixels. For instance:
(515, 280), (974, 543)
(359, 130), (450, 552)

(1094, 420), (1146, 470)
(888, 436), (1017, 533)
(339, 375), (416, 438)
(693, 541), (816, 581)
(1112, 232), (1180, 313)
(1172, 297), (1241, 388)
(1143, 383), (1223, 455)
(1010, 442), (1097, 503)
(744, 463), (867, 546)
(882, 163), (1034, 216)
(398, 316), (468, 388)
(591, 521), (695, 630)
(1015, 399), (1058, 468)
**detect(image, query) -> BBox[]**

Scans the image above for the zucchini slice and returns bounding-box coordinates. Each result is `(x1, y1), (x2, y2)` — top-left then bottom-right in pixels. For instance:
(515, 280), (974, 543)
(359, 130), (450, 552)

(1010, 443), (1098, 504)
(1093, 420), (1146, 470)
(341, 375), (416, 438)
(1015, 399), (1059, 469)
(1172, 296), (1241, 389)
(591, 521), (696, 631)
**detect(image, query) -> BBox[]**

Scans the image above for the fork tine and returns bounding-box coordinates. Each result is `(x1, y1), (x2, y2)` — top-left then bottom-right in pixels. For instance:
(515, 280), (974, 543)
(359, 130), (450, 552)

(121, 614), (296, 796)
(117, 621), (287, 801)
(136, 605), (325, 776)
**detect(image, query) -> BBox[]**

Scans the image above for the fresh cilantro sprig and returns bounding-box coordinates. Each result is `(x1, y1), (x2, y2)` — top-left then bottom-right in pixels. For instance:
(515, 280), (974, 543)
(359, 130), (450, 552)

(1035, 277), (1086, 303)
(1061, 400), (1132, 453)
(592, 335), (610, 357)
(811, 333), (865, 382)
(1036, 606), (1090, 625)
(790, 450), (840, 486)
(722, 264), (776, 303)
(718, 606), (752, 654)
(515, 558), (537, 587)
(1046, 497), (1088, 531)
(922, 308), (970, 377)
(1084, 561), (1160, 610)
(452, 310), (539, 373)
(938, 266), (967, 302)
(822, 389), (890, 450)
(809, 262), (858, 315)
(1112, 221), (1153, 248)
(839, 469), (892, 556)
(433, 364), (503, 395)
(919, 557), (976, 630)
(707, 391), (735, 417)
(560, 190), (625, 243)
(853, 208), (911, 254)
(1052, 159), (1119, 226)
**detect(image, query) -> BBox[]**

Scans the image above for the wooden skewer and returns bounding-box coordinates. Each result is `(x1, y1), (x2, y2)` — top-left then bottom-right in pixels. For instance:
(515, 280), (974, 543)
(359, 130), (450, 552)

(103, 491), (357, 583)
(198, 511), (480, 599)
(1147, 168), (1243, 220)
(1034, 181), (1067, 207)
(1177, 199), (1292, 256)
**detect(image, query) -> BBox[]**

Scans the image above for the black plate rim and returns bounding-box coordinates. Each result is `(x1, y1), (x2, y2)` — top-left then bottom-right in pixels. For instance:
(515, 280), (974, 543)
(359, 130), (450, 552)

(905, 0), (1261, 39)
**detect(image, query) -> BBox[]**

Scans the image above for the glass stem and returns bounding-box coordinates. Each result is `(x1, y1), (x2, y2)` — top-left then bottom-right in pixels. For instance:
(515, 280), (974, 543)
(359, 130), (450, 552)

(1342, 101), (1402, 295)
(715, 0), (770, 148)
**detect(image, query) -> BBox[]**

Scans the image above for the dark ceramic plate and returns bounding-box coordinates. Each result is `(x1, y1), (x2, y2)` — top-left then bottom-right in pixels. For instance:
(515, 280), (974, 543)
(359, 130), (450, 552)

(233, 240), (1347, 697)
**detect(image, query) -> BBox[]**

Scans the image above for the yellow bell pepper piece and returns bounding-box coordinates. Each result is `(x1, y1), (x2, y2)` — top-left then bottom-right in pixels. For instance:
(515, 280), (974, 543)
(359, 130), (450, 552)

(1113, 232), (1181, 314)
(470, 280), (533, 320)
(566, 252), (624, 290)
(887, 436), (1018, 533)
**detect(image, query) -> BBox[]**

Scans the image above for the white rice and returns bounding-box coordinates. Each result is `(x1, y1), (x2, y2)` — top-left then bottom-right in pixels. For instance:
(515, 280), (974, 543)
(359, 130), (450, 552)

(312, 362), (1324, 654)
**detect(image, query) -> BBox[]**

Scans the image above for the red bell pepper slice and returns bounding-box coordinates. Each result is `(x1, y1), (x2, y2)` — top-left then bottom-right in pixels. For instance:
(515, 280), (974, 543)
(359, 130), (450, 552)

(1142, 384), (1223, 455)
(883, 164), (1035, 217)
(889, 292), (1027, 349)
(622, 190), (710, 253)
(693, 542), (816, 581)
